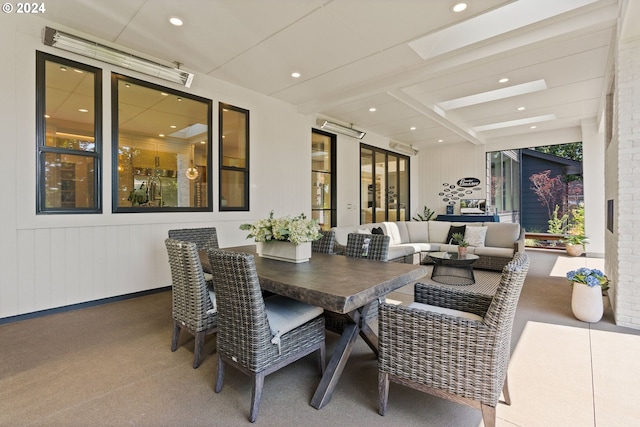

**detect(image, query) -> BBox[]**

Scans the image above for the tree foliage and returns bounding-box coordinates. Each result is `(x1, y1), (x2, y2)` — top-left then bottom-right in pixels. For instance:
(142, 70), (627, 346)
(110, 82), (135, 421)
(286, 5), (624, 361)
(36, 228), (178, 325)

(533, 142), (583, 162)
(529, 170), (566, 220)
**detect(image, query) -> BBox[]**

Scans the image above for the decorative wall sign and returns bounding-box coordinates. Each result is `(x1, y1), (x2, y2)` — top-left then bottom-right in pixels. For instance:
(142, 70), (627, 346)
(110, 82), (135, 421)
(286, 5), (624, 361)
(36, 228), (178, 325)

(457, 177), (481, 188)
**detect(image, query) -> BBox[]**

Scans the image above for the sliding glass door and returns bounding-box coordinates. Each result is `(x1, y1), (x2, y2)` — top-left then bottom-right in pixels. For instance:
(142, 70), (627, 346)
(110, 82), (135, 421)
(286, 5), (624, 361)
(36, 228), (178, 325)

(360, 145), (409, 224)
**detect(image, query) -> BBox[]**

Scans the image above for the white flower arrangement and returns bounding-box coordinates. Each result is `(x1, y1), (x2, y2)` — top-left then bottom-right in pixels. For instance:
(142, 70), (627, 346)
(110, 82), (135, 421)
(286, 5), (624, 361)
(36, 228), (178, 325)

(240, 211), (322, 245)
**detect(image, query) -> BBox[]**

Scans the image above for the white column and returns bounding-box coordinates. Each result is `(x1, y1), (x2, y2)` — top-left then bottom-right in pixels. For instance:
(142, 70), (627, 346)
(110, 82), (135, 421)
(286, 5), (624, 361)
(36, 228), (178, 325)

(581, 119), (605, 257)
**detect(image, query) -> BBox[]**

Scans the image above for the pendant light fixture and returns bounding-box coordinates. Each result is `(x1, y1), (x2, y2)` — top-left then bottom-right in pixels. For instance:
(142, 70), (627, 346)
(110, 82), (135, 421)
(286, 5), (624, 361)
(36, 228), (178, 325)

(186, 144), (199, 180)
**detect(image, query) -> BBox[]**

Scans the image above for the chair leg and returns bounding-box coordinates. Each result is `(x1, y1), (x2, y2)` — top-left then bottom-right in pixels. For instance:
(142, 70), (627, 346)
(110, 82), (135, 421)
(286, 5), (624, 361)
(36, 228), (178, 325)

(193, 331), (205, 369)
(317, 344), (326, 375)
(171, 320), (181, 352)
(481, 404), (496, 427)
(249, 372), (265, 423)
(501, 373), (511, 405)
(378, 371), (389, 416)
(214, 354), (225, 393)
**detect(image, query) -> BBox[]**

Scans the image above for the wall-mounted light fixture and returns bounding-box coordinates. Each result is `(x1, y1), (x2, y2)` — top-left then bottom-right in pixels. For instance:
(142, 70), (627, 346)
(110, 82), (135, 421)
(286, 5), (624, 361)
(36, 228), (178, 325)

(43, 27), (194, 88)
(389, 141), (419, 155)
(317, 119), (366, 139)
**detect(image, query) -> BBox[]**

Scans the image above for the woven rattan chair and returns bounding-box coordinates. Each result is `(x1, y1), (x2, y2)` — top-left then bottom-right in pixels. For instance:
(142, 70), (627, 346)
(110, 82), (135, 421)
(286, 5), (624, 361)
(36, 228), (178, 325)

(168, 227), (219, 285)
(312, 230), (335, 254)
(207, 249), (325, 423)
(165, 238), (218, 369)
(325, 233), (391, 339)
(378, 252), (530, 427)
(344, 232), (389, 261)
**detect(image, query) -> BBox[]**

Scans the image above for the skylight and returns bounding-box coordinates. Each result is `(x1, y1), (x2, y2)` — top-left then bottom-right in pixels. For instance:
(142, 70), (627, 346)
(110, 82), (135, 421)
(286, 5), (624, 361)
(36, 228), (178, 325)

(438, 80), (547, 110)
(471, 114), (556, 132)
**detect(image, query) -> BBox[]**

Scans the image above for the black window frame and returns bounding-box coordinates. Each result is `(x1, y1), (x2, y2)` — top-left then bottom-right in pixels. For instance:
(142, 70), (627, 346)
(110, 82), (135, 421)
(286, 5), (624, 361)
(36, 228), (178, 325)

(311, 128), (337, 228)
(36, 51), (102, 214)
(219, 102), (250, 211)
(111, 73), (213, 213)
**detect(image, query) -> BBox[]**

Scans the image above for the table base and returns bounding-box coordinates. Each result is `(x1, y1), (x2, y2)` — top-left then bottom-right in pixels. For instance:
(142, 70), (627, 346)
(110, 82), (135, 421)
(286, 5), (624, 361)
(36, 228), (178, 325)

(431, 264), (475, 285)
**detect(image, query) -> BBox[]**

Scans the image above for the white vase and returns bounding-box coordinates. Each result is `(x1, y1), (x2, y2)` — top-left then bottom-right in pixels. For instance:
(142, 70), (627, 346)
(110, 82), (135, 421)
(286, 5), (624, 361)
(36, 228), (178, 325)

(565, 244), (584, 257)
(571, 282), (603, 322)
(256, 241), (312, 263)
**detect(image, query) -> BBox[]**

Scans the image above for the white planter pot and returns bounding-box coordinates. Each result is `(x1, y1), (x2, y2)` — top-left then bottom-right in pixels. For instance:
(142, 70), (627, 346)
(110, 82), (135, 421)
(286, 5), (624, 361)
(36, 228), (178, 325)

(565, 244), (584, 257)
(256, 241), (312, 263)
(571, 282), (603, 323)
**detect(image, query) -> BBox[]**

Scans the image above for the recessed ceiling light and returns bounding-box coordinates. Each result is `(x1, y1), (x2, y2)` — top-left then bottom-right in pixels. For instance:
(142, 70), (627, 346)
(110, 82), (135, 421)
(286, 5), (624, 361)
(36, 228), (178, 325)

(291, 72), (301, 78)
(517, 106), (526, 111)
(159, 133), (165, 137)
(78, 108), (89, 113)
(530, 125), (537, 129)
(59, 66), (67, 71)
(199, 140), (206, 144)
(161, 92), (169, 96)
(169, 17), (183, 26)
(438, 139), (444, 143)
(177, 97), (182, 101)
(369, 107), (376, 112)
(73, 69), (83, 74)
(452, 3), (467, 12)
(498, 77), (509, 83)
(44, 114), (50, 118)
(410, 126), (416, 131)
(170, 125), (177, 129)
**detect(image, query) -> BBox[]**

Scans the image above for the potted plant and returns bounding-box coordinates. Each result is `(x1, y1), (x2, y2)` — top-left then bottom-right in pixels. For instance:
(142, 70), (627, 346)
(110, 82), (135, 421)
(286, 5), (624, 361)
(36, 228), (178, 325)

(561, 234), (589, 257)
(566, 267), (609, 322)
(240, 211), (322, 263)
(451, 232), (469, 257)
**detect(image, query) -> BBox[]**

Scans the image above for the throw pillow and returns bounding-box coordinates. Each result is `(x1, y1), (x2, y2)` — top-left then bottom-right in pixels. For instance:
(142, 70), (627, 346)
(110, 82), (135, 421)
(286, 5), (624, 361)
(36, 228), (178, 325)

(371, 226), (384, 235)
(446, 225), (466, 244)
(464, 226), (488, 247)
(357, 228), (371, 234)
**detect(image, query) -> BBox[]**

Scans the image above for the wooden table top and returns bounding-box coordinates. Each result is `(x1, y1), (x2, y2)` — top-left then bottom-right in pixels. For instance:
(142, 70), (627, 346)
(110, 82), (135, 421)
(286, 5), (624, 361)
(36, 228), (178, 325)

(201, 245), (428, 314)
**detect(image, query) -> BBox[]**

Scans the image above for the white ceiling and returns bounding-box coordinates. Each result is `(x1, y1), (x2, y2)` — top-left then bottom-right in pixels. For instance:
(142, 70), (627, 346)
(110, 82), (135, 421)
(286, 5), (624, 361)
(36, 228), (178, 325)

(41, 0), (629, 149)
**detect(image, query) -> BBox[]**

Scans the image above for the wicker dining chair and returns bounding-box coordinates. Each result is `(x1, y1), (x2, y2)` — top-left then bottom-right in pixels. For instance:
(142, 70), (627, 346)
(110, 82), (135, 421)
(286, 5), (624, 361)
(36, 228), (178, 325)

(168, 227), (219, 286)
(378, 252), (530, 427)
(312, 230), (335, 254)
(325, 233), (391, 334)
(164, 238), (218, 369)
(207, 249), (325, 423)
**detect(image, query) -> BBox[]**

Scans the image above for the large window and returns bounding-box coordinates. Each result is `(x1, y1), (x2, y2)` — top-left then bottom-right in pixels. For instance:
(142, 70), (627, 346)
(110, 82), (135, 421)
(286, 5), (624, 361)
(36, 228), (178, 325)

(311, 130), (336, 230)
(361, 145), (409, 223)
(112, 75), (212, 212)
(489, 150), (520, 219)
(36, 52), (102, 214)
(219, 103), (249, 211)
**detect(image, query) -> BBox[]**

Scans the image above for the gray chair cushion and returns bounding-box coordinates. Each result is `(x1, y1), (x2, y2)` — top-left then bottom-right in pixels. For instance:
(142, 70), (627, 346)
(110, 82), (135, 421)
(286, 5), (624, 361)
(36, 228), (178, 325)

(264, 295), (323, 339)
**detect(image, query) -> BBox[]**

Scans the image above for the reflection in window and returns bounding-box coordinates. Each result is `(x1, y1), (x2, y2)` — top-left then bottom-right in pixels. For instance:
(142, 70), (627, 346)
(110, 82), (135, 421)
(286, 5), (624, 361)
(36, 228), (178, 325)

(219, 103), (249, 211)
(36, 52), (101, 213)
(113, 75), (212, 212)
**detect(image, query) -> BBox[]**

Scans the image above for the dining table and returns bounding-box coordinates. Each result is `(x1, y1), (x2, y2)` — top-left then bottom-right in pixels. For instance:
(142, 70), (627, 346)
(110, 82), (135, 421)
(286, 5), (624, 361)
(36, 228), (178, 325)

(200, 245), (429, 410)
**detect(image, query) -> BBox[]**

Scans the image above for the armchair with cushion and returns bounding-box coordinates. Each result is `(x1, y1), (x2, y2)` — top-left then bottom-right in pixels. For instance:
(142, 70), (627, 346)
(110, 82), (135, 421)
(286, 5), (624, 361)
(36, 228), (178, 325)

(164, 238), (218, 369)
(378, 252), (530, 427)
(207, 249), (325, 423)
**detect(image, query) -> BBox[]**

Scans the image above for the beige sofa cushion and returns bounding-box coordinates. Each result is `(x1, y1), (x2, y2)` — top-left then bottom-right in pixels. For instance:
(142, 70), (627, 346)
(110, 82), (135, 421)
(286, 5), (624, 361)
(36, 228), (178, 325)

(404, 221), (429, 243)
(382, 222), (403, 245)
(428, 221), (452, 243)
(473, 246), (514, 258)
(483, 222), (521, 249)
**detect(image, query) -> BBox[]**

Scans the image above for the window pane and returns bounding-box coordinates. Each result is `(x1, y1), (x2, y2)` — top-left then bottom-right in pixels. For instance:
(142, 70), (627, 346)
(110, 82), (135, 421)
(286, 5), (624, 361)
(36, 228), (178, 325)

(114, 76), (211, 211)
(375, 152), (386, 223)
(43, 153), (95, 209)
(44, 60), (96, 151)
(220, 169), (246, 208)
(221, 107), (247, 168)
(361, 148), (373, 223)
(312, 172), (331, 209)
(312, 210), (332, 231)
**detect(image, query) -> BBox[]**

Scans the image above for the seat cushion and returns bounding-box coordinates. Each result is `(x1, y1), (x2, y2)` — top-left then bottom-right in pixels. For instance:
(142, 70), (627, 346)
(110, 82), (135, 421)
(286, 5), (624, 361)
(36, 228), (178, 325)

(408, 301), (483, 321)
(428, 221), (452, 243)
(483, 222), (521, 248)
(264, 295), (323, 338)
(382, 222), (403, 245)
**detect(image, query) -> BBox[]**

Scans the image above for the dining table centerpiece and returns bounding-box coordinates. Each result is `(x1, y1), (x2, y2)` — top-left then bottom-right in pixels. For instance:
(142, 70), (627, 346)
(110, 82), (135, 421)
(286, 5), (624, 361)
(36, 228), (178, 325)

(240, 211), (322, 263)
(566, 267), (609, 322)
